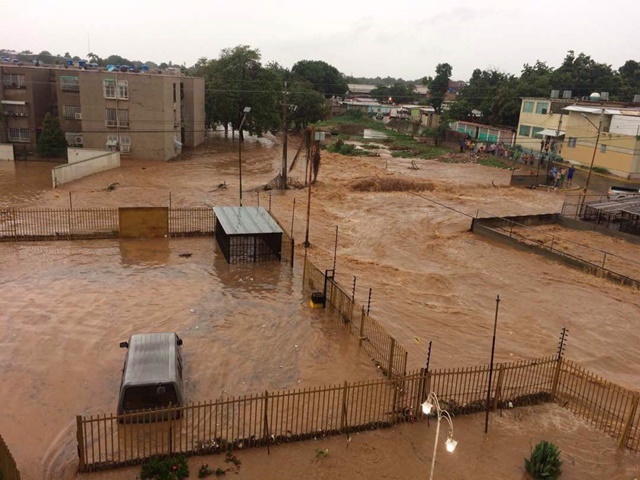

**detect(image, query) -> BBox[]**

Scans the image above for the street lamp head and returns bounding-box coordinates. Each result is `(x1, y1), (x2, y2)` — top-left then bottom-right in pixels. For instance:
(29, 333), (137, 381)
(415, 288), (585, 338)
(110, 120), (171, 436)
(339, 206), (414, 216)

(243, 107), (251, 113)
(421, 399), (434, 415)
(445, 437), (458, 453)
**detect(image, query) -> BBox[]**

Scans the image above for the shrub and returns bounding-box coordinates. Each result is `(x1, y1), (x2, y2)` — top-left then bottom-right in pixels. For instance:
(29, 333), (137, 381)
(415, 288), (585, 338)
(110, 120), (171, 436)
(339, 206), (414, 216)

(525, 441), (562, 480)
(327, 139), (362, 156)
(140, 455), (189, 480)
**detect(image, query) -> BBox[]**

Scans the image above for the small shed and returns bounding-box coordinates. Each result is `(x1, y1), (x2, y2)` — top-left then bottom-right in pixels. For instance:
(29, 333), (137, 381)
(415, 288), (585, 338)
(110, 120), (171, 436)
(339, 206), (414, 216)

(213, 206), (284, 264)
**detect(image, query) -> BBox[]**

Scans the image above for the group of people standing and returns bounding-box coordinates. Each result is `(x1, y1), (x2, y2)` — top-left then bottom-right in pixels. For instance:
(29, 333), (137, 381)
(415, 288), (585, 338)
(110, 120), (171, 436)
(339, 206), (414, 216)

(548, 165), (576, 190)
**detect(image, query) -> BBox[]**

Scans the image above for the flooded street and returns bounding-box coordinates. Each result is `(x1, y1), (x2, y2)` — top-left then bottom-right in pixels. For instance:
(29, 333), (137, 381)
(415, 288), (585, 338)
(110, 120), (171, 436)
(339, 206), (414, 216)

(2, 133), (640, 478)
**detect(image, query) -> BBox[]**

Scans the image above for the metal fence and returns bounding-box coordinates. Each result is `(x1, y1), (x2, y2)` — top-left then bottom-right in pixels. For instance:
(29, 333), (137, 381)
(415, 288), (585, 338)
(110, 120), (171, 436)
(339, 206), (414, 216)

(169, 207), (214, 236)
(474, 212), (640, 287)
(76, 355), (564, 472)
(302, 256), (408, 378)
(0, 433), (21, 480)
(0, 207), (215, 242)
(556, 359), (640, 451)
(0, 208), (119, 241)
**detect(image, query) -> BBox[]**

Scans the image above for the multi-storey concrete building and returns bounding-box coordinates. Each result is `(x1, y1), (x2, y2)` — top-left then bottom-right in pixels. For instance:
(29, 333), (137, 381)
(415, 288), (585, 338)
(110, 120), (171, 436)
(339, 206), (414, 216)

(516, 95), (640, 178)
(1, 64), (204, 160)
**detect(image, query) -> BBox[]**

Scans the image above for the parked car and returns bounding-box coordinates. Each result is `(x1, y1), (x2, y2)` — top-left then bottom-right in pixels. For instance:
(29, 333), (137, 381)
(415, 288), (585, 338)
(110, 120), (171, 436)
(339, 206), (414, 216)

(607, 185), (640, 200)
(117, 332), (184, 420)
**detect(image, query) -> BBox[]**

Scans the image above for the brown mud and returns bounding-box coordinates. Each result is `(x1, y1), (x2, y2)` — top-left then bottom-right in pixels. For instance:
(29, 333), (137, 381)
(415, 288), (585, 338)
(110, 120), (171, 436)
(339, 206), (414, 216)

(1, 132), (639, 479)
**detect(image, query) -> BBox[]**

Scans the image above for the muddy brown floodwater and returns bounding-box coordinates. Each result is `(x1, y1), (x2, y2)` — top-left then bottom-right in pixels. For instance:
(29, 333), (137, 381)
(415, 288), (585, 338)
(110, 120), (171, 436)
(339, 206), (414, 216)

(1, 133), (640, 479)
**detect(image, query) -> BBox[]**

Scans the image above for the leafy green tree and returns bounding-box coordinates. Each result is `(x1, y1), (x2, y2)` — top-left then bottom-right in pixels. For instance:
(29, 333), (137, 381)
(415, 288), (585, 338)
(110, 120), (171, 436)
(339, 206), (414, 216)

(198, 45), (281, 139)
(371, 81), (417, 104)
(550, 51), (620, 99)
(37, 50), (56, 65)
(618, 60), (640, 101)
(291, 60), (348, 97)
(37, 113), (68, 158)
(104, 54), (131, 66)
(87, 52), (103, 65)
(288, 81), (328, 131)
(423, 63), (452, 113)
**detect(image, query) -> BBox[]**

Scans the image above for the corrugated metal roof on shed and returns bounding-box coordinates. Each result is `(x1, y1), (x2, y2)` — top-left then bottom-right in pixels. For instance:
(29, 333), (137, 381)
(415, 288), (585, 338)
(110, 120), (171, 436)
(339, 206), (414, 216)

(213, 206), (283, 235)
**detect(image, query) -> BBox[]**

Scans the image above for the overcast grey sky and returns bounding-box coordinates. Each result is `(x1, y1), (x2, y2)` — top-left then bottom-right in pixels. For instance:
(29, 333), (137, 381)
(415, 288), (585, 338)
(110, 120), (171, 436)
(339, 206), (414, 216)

(2, 0), (639, 80)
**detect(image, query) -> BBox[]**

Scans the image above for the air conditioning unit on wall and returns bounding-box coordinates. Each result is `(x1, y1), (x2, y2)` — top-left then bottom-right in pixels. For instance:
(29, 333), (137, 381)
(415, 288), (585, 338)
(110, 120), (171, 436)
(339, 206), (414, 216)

(75, 135), (83, 145)
(74, 112), (82, 120)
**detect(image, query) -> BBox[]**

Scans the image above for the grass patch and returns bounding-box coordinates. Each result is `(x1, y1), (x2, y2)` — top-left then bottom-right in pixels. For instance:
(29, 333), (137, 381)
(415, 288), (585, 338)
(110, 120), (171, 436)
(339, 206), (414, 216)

(351, 177), (435, 192)
(327, 139), (367, 156)
(316, 114), (454, 161)
(592, 166), (610, 174)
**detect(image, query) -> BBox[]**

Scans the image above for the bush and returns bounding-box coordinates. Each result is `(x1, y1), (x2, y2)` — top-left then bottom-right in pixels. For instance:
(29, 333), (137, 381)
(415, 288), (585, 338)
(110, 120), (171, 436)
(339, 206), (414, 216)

(140, 455), (189, 480)
(327, 139), (362, 156)
(525, 441), (562, 480)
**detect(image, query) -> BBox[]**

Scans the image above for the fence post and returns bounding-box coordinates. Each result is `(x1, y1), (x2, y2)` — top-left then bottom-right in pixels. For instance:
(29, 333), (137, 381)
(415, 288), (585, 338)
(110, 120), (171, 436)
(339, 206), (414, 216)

(12, 208), (18, 241)
(263, 390), (270, 455)
(340, 381), (349, 432)
(76, 415), (86, 472)
(492, 364), (505, 410)
(358, 307), (365, 346)
(550, 357), (564, 401)
(168, 403), (173, 455)
(387, 338), (396, 378)
(290, 238), (294, 269)
(617, 395), (639, 450)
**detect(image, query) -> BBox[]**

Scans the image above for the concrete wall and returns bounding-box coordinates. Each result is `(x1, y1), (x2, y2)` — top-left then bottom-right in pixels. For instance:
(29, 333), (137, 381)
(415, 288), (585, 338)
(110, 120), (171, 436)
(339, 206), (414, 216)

(52, 149), (120, 187)
(471, 214), (640, 288)
(0, 143), (14, 160)
(181, 77), (205, 148)
(510, 173), (548, 187)
(67, 147), (108, 163)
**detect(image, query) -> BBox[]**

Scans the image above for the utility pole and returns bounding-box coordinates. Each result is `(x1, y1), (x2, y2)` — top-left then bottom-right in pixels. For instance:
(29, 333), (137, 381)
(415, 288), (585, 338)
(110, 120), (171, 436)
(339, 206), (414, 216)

(304, 127), (314, 248)
(281, 81), (289, 190)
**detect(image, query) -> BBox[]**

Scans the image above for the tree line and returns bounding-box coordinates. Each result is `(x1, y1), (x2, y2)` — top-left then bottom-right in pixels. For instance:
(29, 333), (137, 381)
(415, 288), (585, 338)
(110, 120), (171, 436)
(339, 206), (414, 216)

(6, 45), (640, 133)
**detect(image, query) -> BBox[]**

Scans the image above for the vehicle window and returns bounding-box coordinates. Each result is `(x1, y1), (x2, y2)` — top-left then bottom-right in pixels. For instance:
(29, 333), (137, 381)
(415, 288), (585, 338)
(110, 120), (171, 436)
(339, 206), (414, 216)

(123, 385), (177, 411)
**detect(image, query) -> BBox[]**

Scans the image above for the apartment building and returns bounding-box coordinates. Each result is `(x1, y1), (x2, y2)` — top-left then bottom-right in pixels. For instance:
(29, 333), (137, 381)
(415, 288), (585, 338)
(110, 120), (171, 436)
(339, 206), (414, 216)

(1, 64), (205, 160)
(516, 95), (640, 178)
(562, 105), (640, 179)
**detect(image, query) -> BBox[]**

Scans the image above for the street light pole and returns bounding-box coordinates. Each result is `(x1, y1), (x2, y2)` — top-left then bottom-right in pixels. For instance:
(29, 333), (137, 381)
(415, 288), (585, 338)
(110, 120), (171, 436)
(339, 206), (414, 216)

(421, 392), (457, 480)
(238, 107), (251, 207)
(582, 112), (603, 200)
(485, 294), (500, 434)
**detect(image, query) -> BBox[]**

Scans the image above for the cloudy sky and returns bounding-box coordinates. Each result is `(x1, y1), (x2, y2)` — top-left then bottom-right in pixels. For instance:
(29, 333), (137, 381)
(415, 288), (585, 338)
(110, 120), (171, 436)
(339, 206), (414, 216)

(2, 0), (638, 81)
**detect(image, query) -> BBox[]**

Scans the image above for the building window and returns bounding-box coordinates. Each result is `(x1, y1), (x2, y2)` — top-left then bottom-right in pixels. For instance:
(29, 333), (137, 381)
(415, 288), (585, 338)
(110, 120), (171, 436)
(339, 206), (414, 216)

(568, 137), (577, 147)
(60, 76), (79, 92)
(601, 144), (607, 153)
(3, 74), (26, 88)
(117, 80), (128, 100)
(535, 102), (549, 114)
(63, 105), (82, 120)
(104, 79), (116, 99)
(173, 83), (177, 103)
(120, 135), (131, 153)
(118, 109), (130, 128)
(65, 132), (83, 146)
(1, 103), (28, 117)
(519, 125), (531, 137)
(522, 101), (534, 113)
(7, 128), (30, 142)
(105, 108), (117, 127)
(532, 127), (544, 137)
